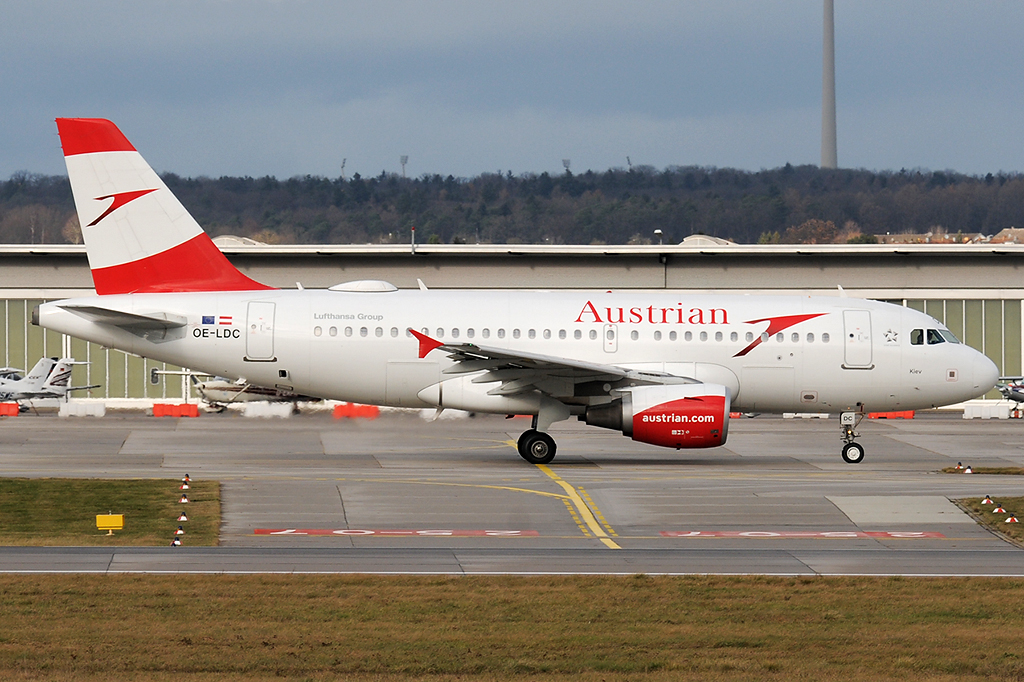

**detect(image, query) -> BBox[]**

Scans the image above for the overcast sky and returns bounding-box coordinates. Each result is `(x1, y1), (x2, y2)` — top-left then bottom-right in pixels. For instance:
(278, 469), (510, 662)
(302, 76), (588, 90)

(2, 1), (1022, 180)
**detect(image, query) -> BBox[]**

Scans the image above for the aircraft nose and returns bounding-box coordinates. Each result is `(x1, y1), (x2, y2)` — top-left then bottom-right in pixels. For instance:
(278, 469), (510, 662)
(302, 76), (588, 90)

(972, 352), (999, 394)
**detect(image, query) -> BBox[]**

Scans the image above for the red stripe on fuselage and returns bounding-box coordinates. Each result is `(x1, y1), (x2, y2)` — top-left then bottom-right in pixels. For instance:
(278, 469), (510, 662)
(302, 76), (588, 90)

(56, 118), (136, 156)
(90, 233), (275, 294)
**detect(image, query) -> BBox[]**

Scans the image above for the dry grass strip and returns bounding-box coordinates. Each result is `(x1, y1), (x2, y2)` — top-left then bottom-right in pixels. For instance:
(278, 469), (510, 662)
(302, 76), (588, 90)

(0, 574), (1023, 680)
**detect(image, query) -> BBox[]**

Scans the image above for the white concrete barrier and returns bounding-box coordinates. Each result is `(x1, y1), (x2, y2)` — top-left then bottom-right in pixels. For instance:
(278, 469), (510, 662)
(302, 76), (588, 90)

(242, 402), (293, 418)
(58, 400), (106, 417)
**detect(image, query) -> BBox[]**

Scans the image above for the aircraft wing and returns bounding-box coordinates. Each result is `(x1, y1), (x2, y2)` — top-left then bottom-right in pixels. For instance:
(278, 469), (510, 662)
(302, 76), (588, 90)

(410, 329), (697, 398)
(60, 305), (187, 331)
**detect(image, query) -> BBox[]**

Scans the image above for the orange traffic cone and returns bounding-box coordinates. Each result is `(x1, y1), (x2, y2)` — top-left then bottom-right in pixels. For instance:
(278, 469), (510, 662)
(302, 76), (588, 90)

(982, 495), (994, 504)
(993, 506), (1007, 514)
(179, 494), (189, 504)
(178, 512), (188, 522)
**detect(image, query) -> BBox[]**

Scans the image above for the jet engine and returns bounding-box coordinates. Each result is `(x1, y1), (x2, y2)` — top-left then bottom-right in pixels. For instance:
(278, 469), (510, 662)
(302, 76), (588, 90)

(583, 384), (730, 449)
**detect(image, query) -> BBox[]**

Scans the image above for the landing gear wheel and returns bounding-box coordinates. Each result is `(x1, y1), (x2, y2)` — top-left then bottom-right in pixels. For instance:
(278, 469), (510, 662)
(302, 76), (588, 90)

(841, 442), (865, 464)
(518, 429), (557, 464)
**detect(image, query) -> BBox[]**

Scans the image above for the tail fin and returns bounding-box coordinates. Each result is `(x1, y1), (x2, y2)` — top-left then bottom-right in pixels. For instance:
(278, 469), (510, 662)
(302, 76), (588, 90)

(22, 357), (57, 391)
(55, 118), (273, 295)
(41, 359), (73, 394)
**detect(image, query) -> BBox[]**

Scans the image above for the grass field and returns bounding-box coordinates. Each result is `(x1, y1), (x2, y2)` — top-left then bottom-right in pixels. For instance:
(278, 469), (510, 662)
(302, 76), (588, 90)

(0, 574), (1023, 681)
(942, 466), (1024, 475)
(0, 478), (220, 546)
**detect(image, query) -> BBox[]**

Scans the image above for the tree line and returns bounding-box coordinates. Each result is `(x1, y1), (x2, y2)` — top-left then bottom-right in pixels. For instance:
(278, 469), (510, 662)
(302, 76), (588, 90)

(2, 164), (1023, 245)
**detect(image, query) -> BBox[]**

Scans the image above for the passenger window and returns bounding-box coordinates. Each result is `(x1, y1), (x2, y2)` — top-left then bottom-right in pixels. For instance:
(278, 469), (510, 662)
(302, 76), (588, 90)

(391, 328), (399, 337)
(435, 328), (444, 338)
(700, 331), (708, 342)
(346, 327), (353, 337)
(761, 332), (769, 342)
(589, 330), (597, 340)
(730, 331), (738, 342)
(821, 333), (830, 343)
(654, 330), (662, 341)
(329, 326), (337, 337)
(630, 330), (639, 341)
(669, 331), (677, 341)
(791, 332), (799, 343)
(776, 333), (784, 342)
(715, 331), (723, 342)
(451, 328), (460, 339)
(482, 329), (490, 339)
(910, 329), (924, 345)
(559, 330), (566, 340)
(685, 331), (692, 341)
(746, 332), (754, 342)
(543, 329), (551, 339)
(513, 329), (520, 339)
(927, 329), (945, 345)
(528, 329), (535, 339)
(467, 328), (474, 339)
(360, 327), (368, 337)
(498, 329), (505, 339)
(375, 327), (383, 337)
(807, 333), (814, 343)
(574, 330), (581, 340)
(314, 326), (322, 337)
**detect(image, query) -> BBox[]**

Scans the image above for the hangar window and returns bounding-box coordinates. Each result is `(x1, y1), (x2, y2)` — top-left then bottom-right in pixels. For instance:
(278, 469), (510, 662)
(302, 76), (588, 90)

(630, 330), (639, 341)
(822, 333), (830, 343)
(513, 329), (521, 339)
(654, 330), (662, 341)
(791, 332), (799, 343)
(346, 327), (353, 337)
(482, 328), (490, 338)
(391, 328), (399, 337)
(730, 331), (738, 342)
(685, 331), (693, 341)
(528, 329), (535, 339)
(807, 333), (814, 343)
(361, 327), (368, 337)
(497, 329), (506, 339)
(467, 328), (475, 339)
(700, 331), (708, 342)
(669, 331), (677, 341)
(589, 330), (597, 340)
(329, 326), (337, 337)
(375, 327), (383, 337)
(451, 328), (460, 339)
(715, 331), (723, 342)
(314, 326), (322, 337)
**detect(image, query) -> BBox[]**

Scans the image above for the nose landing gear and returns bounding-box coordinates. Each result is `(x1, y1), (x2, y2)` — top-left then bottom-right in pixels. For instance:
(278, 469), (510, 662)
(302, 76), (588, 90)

(840, 411), (865, 463)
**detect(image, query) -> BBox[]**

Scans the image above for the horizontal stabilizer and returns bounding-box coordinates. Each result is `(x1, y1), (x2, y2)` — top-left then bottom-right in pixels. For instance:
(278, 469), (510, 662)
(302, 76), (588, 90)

(60, 305), (187, 330)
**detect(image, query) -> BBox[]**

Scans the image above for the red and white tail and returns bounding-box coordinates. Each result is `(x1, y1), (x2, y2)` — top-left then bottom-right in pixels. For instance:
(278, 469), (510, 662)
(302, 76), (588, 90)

(55, 118), (273, 295)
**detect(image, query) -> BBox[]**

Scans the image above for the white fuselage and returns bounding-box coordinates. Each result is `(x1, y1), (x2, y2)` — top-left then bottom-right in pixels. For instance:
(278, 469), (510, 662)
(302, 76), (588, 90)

(36, 289), (998, 414)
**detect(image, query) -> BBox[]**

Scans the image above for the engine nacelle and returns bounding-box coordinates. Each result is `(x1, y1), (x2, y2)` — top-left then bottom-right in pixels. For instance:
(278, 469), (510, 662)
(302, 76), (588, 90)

(583, 384), (730, 449)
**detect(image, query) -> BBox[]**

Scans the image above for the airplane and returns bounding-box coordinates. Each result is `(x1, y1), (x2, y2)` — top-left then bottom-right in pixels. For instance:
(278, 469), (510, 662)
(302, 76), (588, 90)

(149, 368), (321, 411)
(0, 357), (100, 402)
(33, 118), (999, 464)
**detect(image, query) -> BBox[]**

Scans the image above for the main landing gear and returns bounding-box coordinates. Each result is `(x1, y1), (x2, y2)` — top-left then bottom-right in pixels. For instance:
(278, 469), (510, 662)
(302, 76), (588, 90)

(840, 411), (865, 464)
(517, 430), (557, 464)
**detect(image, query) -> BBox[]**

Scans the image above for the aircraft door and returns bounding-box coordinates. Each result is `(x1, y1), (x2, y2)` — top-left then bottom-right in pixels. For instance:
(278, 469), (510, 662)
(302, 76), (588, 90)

(843, 310), (873, 368)
(246, 301), (276, 360)
(603, 324), (618, 353)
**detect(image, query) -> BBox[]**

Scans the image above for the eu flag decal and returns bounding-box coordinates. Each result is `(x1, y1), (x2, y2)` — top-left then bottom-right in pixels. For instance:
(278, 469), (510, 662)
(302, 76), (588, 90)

(202, 315), (215, 325)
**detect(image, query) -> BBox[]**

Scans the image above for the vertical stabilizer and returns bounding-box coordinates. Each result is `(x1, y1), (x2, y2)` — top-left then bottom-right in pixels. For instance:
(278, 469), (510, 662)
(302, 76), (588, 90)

(55, 118), (273, 294)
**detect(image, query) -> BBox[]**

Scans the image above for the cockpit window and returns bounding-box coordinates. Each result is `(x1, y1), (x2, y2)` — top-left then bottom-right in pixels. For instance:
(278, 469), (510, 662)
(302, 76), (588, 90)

(938, 329), (960, 344)
(926, 329), (945, 344)
(910, 329), (924, 345)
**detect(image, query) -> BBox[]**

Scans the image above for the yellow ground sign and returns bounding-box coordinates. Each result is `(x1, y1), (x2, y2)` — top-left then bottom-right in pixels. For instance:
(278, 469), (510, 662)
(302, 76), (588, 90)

(96, 514), (124, 533)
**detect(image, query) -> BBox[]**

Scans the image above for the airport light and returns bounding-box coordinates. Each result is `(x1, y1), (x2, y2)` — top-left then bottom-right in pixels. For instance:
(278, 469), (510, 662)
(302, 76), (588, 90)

(400, 155), (408, 178)
(562, 159), (571, 173)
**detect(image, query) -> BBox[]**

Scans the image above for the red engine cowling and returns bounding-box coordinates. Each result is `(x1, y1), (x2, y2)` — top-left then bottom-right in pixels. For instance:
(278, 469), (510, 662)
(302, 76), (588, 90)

(583, 384), (730, 449)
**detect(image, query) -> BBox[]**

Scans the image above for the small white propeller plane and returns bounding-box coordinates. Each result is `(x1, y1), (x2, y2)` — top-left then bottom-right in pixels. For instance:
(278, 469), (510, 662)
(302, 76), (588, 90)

(0, 357), (99, 402)
(34, 119), (999, 464)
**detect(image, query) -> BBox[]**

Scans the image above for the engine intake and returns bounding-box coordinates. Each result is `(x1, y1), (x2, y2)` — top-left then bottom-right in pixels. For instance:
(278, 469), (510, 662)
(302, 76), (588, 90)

(583, 384), (730, 449)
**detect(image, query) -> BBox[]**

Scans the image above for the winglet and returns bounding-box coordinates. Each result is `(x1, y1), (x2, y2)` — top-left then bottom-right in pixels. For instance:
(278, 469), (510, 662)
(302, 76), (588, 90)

(409, 329), (443, 358)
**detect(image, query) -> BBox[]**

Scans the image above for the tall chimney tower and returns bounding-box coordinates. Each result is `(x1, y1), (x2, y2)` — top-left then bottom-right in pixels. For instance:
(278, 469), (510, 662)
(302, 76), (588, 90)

(821, 0), (838, 168)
